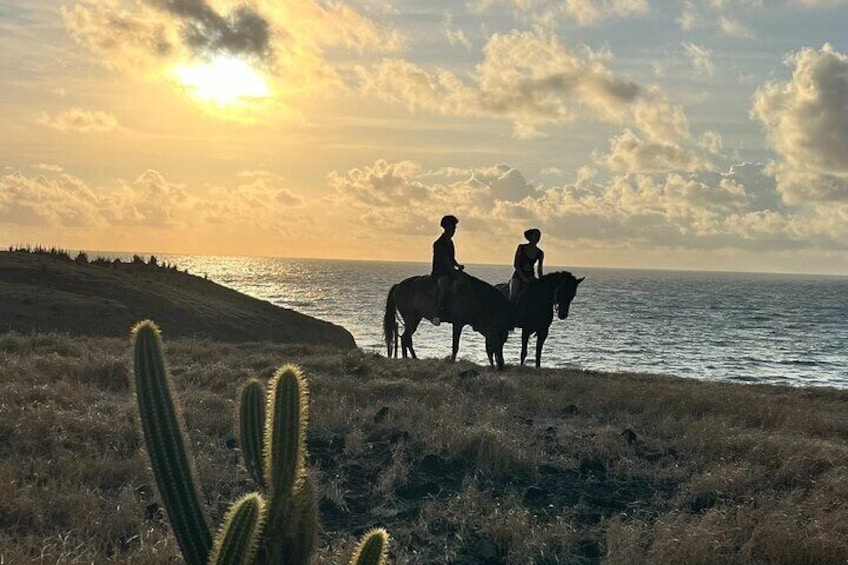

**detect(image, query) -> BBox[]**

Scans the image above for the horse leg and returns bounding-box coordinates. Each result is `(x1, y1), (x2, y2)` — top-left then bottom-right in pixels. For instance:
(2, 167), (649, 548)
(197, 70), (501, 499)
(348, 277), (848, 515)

(535, 327), (549, 368)
(451, 323), (463, 362)
(519, 329), (530, 365)
(485, 337), (494, 368)
(401, 315), (421, 359)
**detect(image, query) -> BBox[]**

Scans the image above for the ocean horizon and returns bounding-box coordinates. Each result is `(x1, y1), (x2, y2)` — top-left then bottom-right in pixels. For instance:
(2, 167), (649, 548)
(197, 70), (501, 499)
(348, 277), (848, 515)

(92, 251), (848, 389)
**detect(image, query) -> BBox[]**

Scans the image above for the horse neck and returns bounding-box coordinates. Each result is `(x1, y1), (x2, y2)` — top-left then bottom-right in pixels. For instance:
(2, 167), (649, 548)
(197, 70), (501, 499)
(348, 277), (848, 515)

(528, 275), (559, 303)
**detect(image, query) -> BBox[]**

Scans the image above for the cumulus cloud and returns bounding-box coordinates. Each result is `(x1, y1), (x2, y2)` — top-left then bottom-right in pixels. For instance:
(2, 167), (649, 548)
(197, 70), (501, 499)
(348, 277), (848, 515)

(683, 42), (716, 77)
(327, 157), (848, 255)
(38, 108), (120, 133)
(358, 31), (690, 141)
(751, 44), (848, 203)
(0, 168), (306, 233)
(595, 129), (711, 173)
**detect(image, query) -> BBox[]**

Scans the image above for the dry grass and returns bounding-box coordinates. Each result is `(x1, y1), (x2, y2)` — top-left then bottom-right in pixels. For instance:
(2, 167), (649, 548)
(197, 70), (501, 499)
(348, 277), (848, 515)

(2, 332), (848, 563)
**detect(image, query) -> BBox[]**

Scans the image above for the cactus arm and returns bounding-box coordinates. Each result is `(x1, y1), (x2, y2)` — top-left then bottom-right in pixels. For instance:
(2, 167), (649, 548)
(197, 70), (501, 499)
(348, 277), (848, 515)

(132, 321), (212, 565)
(239, 380), (266, 488)
(264, 365), (308, 502)
(209, 493), (267, 565)
(349, 528), (391, 565)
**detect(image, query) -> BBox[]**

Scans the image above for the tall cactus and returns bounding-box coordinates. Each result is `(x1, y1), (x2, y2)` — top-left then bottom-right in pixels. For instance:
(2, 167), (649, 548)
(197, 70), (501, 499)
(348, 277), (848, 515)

(131, 321), (391, 565)
(131, 321), (211, 565)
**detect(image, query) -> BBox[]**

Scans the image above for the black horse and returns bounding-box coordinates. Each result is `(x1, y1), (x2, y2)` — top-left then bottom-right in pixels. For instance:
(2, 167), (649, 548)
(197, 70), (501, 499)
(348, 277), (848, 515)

(384, 272), (511, 369)
(497, 271), (584, 367)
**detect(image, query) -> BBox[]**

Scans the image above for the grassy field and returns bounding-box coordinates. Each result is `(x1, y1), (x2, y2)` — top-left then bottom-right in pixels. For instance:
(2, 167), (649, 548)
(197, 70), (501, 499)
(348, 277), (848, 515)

(3, 331), (848, 564)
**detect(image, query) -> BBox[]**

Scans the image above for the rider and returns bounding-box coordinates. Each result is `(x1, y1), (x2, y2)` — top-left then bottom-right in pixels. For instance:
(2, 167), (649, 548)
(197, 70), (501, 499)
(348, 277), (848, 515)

(431, 214), (464, 326)
(509, 228), (544, 303)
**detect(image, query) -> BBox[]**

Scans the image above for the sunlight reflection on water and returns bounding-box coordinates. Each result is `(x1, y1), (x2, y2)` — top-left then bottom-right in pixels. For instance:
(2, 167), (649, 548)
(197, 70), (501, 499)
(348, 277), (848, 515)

(161, 254), (848, 389)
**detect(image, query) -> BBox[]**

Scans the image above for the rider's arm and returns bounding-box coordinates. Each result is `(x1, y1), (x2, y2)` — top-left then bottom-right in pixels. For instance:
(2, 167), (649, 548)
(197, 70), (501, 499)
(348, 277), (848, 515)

(537, 250), (544, 278)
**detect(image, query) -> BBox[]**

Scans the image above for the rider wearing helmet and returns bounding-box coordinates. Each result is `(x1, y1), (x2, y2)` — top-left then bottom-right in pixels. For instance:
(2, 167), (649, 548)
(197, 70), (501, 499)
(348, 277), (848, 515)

(431, 214), (464, 325)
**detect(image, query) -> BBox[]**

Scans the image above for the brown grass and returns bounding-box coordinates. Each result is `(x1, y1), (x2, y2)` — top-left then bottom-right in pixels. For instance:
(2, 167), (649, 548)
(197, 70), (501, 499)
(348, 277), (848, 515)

(2, 332), (848, 563)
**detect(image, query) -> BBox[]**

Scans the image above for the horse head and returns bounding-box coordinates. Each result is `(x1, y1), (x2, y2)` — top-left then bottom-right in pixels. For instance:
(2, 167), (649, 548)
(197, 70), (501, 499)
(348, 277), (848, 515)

(553, 272), (584, 319)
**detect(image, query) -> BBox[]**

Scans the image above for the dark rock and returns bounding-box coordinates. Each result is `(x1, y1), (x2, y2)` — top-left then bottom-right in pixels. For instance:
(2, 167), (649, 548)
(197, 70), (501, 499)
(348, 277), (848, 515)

(373, 406), (390, 423)
(524, 485), (547, 504)
(560, 404), (580, 416)
(621, 428), (638, 445)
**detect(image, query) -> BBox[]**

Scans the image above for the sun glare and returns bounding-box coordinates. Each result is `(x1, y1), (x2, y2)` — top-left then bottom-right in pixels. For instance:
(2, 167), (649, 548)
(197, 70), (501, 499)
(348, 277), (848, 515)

(173, 55), (270, 107)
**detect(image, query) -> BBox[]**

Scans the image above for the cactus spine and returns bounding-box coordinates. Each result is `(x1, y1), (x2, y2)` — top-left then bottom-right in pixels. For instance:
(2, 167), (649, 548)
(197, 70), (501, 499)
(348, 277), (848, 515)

(239, 379), (266, 488)
(131, 320), (211, 565)
(209, 493), (268, 565)
(349, 528), (391, 565)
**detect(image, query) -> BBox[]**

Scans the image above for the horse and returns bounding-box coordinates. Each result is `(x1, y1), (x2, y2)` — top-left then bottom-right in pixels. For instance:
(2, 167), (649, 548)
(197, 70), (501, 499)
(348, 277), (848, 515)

(383, 272), (512, 370)
(497, 271), (584, 368)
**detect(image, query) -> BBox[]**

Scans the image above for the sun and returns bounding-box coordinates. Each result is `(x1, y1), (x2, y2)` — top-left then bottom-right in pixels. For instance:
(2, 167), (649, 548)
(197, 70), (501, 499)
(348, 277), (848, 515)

(173, 55), (271, 107)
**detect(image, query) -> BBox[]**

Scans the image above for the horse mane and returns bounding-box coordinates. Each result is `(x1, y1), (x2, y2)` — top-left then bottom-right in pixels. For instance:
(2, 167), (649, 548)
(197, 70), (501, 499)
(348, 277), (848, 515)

(460, 272), (510, 304)
(541, 270), (575, 282)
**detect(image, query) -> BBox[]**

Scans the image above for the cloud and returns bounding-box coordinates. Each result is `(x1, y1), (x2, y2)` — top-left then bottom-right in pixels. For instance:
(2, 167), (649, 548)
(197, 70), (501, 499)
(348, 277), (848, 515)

(682, 42), (716, 77)
(473, 0), (649, 26)
(751, 44), (848, 203)
(595, 129), (711, 173)
(443, 13), (471, 49)
(145, 0), (271, 58)
(676, 0), (758, 37)
(358, 31), (690, 141)
(327, 158), (848, 255)
(38, 108), (120, 133)
(0, 168), (306, 233)
(61, 0), (402, 110)
(561, 0), (650, 25)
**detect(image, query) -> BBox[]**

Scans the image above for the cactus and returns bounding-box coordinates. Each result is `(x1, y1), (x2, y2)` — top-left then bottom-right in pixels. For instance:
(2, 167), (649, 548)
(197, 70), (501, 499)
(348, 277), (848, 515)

(209, 493), (267, 565)
(131, 321), (211, 565)
(131, 321), (391, 565)
(349, 528), (391, 565)
(239, 380), (266, 488)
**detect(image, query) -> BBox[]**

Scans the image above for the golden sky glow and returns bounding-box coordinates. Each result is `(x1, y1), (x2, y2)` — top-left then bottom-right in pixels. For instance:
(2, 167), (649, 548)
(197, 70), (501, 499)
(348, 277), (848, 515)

(173, 56), (271, 108)
(2, 2), (848, 275)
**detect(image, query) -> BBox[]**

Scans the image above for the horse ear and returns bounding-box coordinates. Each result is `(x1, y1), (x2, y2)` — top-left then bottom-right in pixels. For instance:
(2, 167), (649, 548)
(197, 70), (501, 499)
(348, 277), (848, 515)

(576, 276), (585, 284)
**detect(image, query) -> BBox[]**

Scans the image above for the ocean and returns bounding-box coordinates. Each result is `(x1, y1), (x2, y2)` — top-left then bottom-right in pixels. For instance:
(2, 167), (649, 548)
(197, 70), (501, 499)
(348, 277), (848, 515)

(158, 255), (848, 388)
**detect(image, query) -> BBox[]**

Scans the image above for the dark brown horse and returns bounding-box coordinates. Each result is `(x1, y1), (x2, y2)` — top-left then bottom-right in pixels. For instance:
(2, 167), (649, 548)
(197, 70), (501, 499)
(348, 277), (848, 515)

(497, 271), (584, 368)
(383, 272), (511, 370)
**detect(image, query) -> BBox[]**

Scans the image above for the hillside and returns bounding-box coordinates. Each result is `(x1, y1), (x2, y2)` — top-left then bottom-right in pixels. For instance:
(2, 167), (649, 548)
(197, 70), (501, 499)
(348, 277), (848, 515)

(0, 250), (355, 349)
(2, 332), (848, 563)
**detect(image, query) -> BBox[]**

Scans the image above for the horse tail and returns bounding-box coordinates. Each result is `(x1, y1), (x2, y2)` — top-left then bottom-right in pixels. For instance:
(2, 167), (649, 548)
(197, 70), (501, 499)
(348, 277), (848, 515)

(383, 284), (399, 358)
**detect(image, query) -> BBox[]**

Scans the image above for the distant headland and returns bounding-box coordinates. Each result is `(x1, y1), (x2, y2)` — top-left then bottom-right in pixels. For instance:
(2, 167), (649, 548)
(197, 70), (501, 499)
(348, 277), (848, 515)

(0, 246), (355, 349)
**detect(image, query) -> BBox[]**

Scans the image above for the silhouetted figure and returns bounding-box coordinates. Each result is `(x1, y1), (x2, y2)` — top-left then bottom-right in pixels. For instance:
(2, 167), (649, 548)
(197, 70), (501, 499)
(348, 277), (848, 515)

(431, 215), (464, 326)
(509, 228), (544, 303)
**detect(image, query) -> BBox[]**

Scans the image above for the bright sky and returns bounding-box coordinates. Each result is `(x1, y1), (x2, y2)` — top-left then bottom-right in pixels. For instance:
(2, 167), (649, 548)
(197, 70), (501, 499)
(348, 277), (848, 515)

(1, 1), (847, 275)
